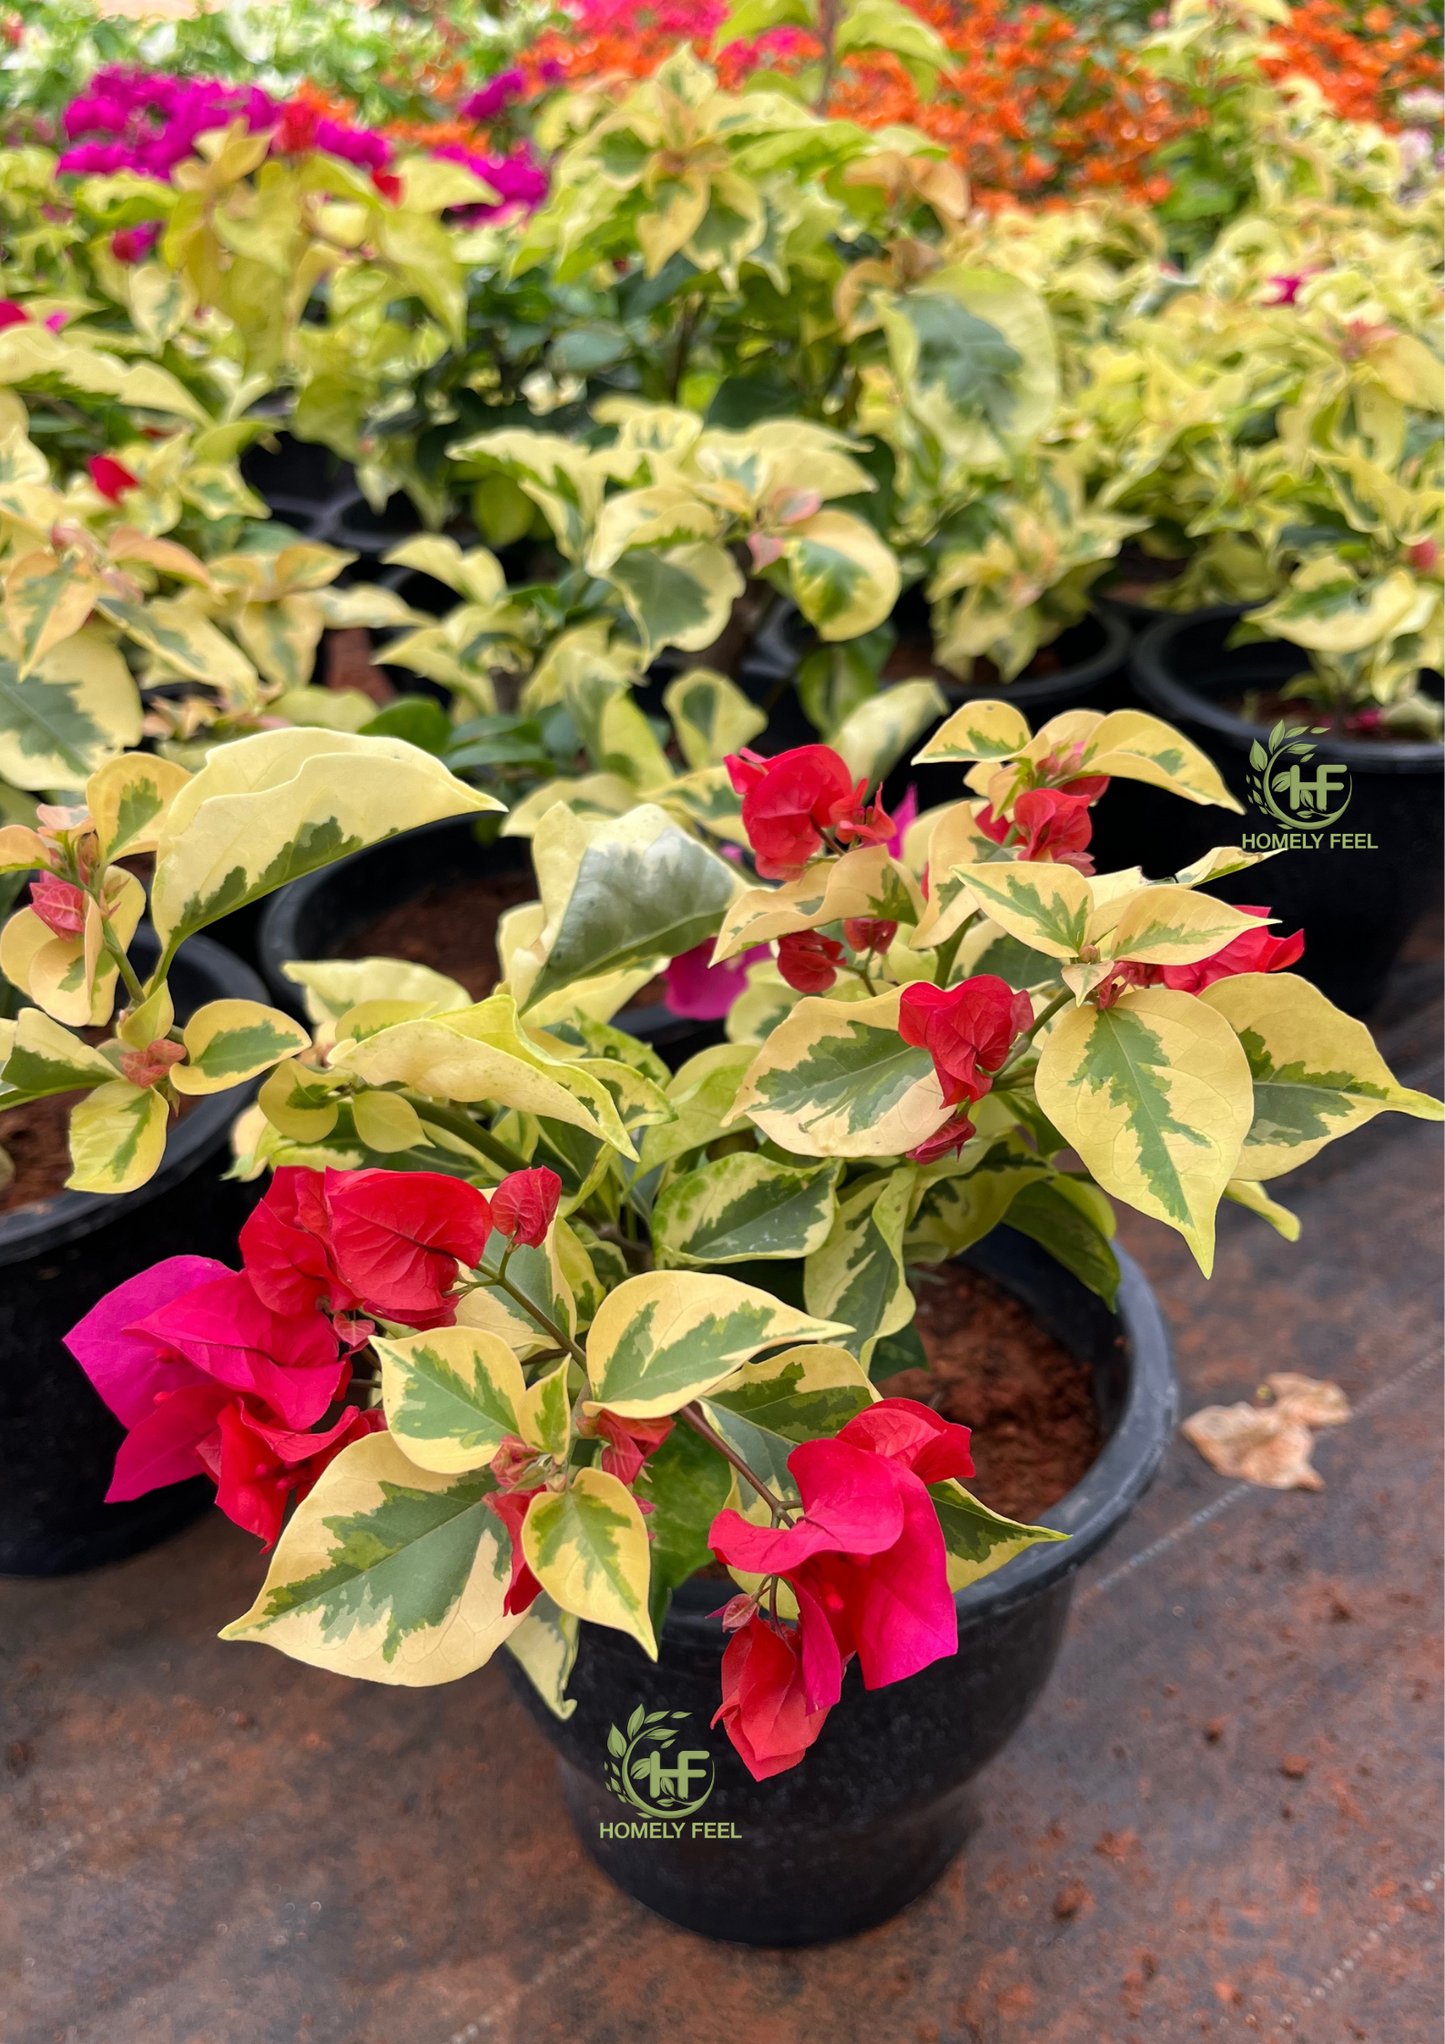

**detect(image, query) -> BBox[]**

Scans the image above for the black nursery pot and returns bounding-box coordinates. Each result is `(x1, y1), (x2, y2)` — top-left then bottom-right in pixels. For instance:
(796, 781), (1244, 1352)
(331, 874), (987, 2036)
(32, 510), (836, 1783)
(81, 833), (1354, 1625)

(0, 934), (265, 1576)
(740, 600), (1133, 815)
(505, 1227), (1176, 1947)
(1111, 607), (1445, 1017)
(257, 816), (724, 1066)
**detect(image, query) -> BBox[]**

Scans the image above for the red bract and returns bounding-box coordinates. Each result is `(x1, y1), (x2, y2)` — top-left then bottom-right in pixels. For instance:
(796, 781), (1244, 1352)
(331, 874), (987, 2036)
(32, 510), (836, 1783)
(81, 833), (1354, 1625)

(0, 299), (28, 330)
(200, 1402), (384, 1549)
(490, 1166), (561, 1248)
(322, 1168), (493, 1325)
(28, 873), (86, 937)
(843, 917), (897, 956)
(977, 788), (1095, 872)
(484, 1487), (544, 1615)
(239, 1166), (353, 1318)
(589, 1411), (674, 1487)
(713, 1613), (832, 1780)
(777, 929), (845, 993)
(1159, 908), (1304, 992)
(725, 744), (892, 880)
(88, 455), (138, 503)
(130, 1270), (349, 1429)
(907, 1110), (978, 1165)
(898, 976), (1033, 1109)
(707, 1400), (974, 1778)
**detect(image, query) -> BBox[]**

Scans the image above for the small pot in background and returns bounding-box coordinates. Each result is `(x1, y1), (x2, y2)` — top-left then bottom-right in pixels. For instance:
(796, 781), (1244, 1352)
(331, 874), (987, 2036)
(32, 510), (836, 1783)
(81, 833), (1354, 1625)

(1099, 607), (1444, 1017)
(0, 933), (265, 1576)
(257, 817), (724, 1065)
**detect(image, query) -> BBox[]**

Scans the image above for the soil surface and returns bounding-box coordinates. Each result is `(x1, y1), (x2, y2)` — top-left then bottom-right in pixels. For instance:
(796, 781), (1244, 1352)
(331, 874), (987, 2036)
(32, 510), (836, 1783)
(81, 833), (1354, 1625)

(879, 1262), (1102, 1521)
(1220, 687), (1436, 744)
(0, 1087), (199, 1216)
(341, 871), (537, 999)
(0, 1091), (88, 1214)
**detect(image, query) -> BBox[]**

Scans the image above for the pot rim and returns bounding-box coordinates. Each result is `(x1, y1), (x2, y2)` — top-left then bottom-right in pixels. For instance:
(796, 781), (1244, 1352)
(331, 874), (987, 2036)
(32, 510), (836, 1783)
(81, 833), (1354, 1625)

(748, 602), (1131, 714)
(0, 931), (268, 1268)
(667, 1233), (1176, 1639)
(1132, 605), (1445, 772)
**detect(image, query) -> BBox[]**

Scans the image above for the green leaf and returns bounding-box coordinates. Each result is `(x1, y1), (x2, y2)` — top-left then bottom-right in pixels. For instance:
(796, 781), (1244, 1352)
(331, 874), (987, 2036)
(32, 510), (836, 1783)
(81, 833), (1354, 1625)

(662, 667), (766, 771)
(652, 1152), (842, 1265)
(522, 1466), (657, 1657)
(1005, 1178), (1120, 1307)
(635, 1419), (736, 1638)
(0, 637), (142, 791)
(585, 1270), (849, 1418)
(517, 804), (742, 1013)
(220, 1433), (520, 1684)
(376, 1326), (527, 1474)
(706, 1341), (877, 1439)
(803, 1169), (917, 1370)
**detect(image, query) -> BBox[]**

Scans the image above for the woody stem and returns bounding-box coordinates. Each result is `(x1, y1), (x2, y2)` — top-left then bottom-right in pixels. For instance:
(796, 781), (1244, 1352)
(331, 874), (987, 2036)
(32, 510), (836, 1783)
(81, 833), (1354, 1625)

(469, 1263), (588, 1372)
(102, 930), (147, 1009)
(678, 1402), (794, 1525)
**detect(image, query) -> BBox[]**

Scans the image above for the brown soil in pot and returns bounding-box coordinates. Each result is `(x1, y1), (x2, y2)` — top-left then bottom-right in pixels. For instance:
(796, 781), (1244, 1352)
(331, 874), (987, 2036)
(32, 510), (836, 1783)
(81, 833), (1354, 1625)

(0, 1089), (200, 1217)
(341, 871), (537, 999)
(880, 1262), (1103, 1522)
(881, 638), (1071, 695)
(1219, 688), (1438, 745)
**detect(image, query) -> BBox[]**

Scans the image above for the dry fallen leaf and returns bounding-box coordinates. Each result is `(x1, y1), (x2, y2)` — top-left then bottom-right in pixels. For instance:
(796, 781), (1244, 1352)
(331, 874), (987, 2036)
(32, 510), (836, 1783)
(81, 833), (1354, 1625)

(1181, 1404), (1324, 1490)
(1264, 1372), (1352, 1427)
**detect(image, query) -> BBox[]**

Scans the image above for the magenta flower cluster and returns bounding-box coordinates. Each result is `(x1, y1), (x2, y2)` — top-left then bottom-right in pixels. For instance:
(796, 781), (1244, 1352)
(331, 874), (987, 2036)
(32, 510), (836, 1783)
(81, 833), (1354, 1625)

(59, 70), (274, 178)
(56, 66), (550, 229)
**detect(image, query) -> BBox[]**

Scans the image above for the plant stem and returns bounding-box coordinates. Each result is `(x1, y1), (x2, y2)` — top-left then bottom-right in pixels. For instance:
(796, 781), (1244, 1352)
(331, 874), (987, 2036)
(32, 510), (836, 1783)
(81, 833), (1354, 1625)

(1021, 987), (1071, 1043)
(103, 931), (147, 1009)
(474, 1261), (588, 1371)
(408, 1098), (530, 1174)
(678, 1401), (794, 1524)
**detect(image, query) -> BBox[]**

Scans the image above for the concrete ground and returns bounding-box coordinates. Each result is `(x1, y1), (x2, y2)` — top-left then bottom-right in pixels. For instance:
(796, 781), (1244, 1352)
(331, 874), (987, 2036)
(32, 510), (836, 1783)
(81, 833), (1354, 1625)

(2, 959), (1440, 2044)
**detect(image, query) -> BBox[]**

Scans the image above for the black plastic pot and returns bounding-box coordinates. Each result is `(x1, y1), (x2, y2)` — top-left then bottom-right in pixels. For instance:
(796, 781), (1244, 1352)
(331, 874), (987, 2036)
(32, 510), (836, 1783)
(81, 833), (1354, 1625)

(741, 601), (1132, 814)
(506, 1226), (1175, 1946)
(0, 933), (265, 1576)
(257, 816), (725, 1065)
(1111, 607), (1445, 1017)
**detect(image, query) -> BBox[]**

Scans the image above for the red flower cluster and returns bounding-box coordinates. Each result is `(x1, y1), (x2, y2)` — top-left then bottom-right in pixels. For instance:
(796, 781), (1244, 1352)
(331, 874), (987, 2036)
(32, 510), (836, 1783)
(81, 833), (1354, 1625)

(1097, 906), (1305, 1005)
(977, 787), (1096, 873)
(708, 1400), (975, 1780)
(898, 975), (1034, 1163)
(67, 1164), (563, 1546)
(726, 745), (894, 881)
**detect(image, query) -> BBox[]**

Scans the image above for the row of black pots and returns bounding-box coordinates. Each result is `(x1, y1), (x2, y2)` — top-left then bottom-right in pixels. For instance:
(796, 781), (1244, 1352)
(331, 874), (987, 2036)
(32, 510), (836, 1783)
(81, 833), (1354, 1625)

(0, 932), (266, 1577)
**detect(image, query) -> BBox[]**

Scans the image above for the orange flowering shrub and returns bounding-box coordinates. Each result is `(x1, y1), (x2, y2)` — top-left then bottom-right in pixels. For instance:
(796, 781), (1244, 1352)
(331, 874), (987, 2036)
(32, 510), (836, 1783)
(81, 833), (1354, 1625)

(503, 0), (1436, 206)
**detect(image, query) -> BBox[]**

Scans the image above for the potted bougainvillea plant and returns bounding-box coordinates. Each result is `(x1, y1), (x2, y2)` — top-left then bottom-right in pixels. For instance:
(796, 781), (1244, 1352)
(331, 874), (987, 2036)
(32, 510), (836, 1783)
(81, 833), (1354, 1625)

(10, 697), (1439, 1942)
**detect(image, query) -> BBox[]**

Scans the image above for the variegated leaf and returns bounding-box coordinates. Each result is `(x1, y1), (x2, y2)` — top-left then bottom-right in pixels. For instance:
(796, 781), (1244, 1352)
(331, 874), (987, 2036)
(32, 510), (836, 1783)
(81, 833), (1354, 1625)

(831, 679), (948, 788)
(0, 1005), (118, 1104)
(455, 1222), (577, 1361)
(0, 634), (142, 791)
(86, 752), (192, 862)
(151, 729), (498, 950)
(959, 863), (1091, 960)
(1096, 887), (1271, 967)
(904, 1140), (1052, 1260)
(713, 846), (925, 964)
(912, 699), (1032, 764)
(170, 999), (310, 1095)
(782, 509), (901, 641)
(803, 1169), (918, 1370)
(377, 1326), (528, 1474)
(662, 667), (766, 771)
(585, 1270), (849, 1418)
(652, 1152), (841, 1266)
(522, 1466), (656, 1656)
(930, 1479), (1065, 1591)
(729, 985), (945, 1158)
(220, 1433), (521, 1684)
(706, 1343), (878, 1440)
(66, 1078), (169, 1193)
(1223, 1178), (1301, 1242)
(504, 1593), (579, 1720)
(1200, 972), (1444, 1180)
(1035, 986), (1254, 1275)
(1082, 709), (1244, 813)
